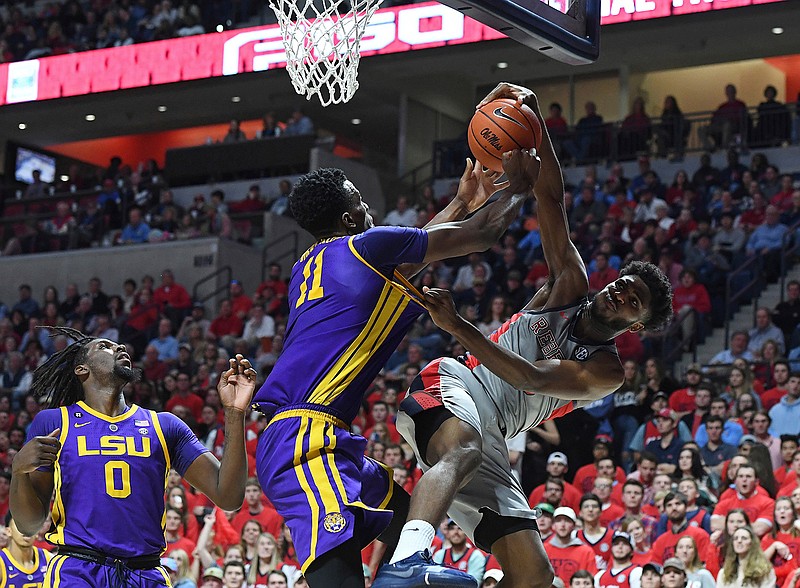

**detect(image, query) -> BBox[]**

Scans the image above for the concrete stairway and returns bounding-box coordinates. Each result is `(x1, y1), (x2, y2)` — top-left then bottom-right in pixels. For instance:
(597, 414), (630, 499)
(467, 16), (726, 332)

(672, 264), (800, 375)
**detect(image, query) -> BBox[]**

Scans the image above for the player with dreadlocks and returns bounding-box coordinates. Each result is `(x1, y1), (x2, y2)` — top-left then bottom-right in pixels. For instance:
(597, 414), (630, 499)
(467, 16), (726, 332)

(11, 326), (258, 587)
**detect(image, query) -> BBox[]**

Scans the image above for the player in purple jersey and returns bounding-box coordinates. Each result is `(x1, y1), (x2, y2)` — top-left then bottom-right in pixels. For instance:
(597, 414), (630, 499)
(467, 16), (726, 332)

(253, 152), (541, 588)
(10, 326), (257, 587)
(375, 83), (674, 588)
(0, 514), (51, 588)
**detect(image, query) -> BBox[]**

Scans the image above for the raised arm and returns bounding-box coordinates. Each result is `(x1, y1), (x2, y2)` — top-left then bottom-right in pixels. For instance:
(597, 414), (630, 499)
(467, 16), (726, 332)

(420, 149), (540, 264)
(183, 355), (255, 510)
(423, 287), (623, 401)
(479, 83), (588, 306)
(398, 159), (507, 278)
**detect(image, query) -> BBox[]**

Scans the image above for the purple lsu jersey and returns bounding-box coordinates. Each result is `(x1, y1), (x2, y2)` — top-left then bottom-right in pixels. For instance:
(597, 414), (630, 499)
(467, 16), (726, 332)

(253, 226), (428, 422)
(26, 401), (208, 558)
(0, 547), (50, 587)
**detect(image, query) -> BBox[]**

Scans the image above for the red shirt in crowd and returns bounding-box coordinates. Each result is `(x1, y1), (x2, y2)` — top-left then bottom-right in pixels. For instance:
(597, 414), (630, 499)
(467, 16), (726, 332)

(669, 387), (697, 413)
(230, 505), (284, 539)
(209, 313), (244, 339)
(672, 283), (711, 314)
(166, 392), (204, 422)
(544, 539), (598, 584)
(528, 481), (582, 511)
(573, 464), (627, 495)
(153, 283), (192, 310)
(713, 489), (775, 529)
(650, 523), (711, 564)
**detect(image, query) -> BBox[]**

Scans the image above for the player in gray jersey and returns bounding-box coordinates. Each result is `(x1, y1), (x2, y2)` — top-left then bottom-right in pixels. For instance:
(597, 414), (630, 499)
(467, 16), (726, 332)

(374, 83), (673, 588)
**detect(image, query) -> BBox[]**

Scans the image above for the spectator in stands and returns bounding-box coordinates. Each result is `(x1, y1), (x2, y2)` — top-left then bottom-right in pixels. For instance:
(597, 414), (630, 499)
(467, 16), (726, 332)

(431, 521), (485, 583)
(451, 253), (492, 292)
(242, 304), (275, 356)
(769, 374), (800, 437)
(544, 507), (597, 583)
(772, 174), (796, 213)
(712, 211), (745, 263)
(645, 409), (682, 471)
(709, 330), (755, 367)
(23, 169), (48, 200)
(528, 452), (581, 511)
(165, 372), (203, 422)
(0, 352), (31, 410)
(671, 364), (705, 420)
(713, 463), (775, 536)
(222, 119), (246, 143)
(703, 84), (749, 151)
(230, 478), (283, 539)
(545, 102), (568, 158)
(148, 317), (179, 363)
(282, 107), (314, 136)
(228, 280), (252, 322)
(700, 414), (738, 478)
(256, 263), (288, 304)
(746, 205), (789, 283)
(609, 480), (658, 541)
(153, 269), (192, 327)
(651, 491), (711, 564)
(655, 95), (689, 160)
(671, 269), (710, 352)
(119, 206), (151, 245)
(717, 526), (775, 588)
(383, 196), (418, 227)
(618, 97), (651, 160)
(761, 165), (783, 200)
(570, 185), (607, 231)
(564, 101), (605, 163)
(748, 307), (786, 356)
(755, 85), (791, 146)
(720, 149), (749, 191)
(576, 493), (610, 569)
(11, 285), (38, 320)
(633, 187), (668, 224)
(209, 299), (243, 348)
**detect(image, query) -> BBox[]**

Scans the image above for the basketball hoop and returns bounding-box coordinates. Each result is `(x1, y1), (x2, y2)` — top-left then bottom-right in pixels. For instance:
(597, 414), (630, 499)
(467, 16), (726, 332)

(269, 0), (384, 107)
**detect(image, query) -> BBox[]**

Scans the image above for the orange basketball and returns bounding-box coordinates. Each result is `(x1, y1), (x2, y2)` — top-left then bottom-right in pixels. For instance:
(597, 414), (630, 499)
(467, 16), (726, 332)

(467, 98), (542, 172)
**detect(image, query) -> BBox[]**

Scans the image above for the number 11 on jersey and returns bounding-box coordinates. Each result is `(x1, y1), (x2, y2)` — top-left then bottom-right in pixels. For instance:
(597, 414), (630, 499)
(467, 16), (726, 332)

(296, 248), (326, 308)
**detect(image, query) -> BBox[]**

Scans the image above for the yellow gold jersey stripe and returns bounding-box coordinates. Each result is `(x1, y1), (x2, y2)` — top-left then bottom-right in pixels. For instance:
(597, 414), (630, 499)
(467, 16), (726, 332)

(48, 408), (69, 546)
(151, 410), (172, 549)
(293, 418), (319, 572)
(306, 283), (393, 404)
(311, 286), (409, 406)
(347, 237), (425, 307)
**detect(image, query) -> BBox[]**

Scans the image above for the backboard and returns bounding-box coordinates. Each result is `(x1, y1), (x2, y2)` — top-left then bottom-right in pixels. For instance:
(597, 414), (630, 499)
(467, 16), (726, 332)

(436, 0), (600, 65)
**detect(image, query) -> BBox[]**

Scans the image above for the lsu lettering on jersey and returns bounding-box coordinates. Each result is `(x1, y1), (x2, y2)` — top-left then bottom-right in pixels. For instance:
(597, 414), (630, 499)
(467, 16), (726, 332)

(463, 300), (618, 437)
(254, 227), (427, 422)
(25, 401), (207, 558)
(0, 547), (50, 588)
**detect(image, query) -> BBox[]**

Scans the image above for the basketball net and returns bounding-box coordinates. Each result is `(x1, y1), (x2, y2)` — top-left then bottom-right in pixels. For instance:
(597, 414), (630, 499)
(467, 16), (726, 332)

(269, 0), (384, 107)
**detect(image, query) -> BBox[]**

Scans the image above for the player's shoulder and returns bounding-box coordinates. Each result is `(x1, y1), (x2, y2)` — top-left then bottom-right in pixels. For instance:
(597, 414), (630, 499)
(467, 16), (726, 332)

(28, 406), (65, 436)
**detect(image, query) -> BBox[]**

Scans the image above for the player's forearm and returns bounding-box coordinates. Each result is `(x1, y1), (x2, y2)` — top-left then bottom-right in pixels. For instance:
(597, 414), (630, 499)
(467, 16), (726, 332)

(398, 199), (470, 278)
(449, 315), (539, 392)
(212, 408), (248, 510)
(10, 476), (49, 536)
(450, 317), (616, 400)
(529, 105), (564, 206)
(466, 187), (531, 248)
(425, 197), (470, 228)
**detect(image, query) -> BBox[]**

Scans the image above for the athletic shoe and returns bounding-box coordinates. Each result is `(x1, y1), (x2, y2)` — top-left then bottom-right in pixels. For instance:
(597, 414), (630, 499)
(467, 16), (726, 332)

(372, 550), (479, 587)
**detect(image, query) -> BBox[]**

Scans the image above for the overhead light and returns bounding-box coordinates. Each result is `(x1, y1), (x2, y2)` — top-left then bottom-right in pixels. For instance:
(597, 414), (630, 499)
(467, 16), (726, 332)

(351, 118), (361, 125)
(772, 27), (784, 34)
(216, 24), (224, 33)
(60, 175), (69, 182)
(231, 96), (241, 103)
(18, 123), (26, 130)
(157, 105), (167, 112)
(85, 114), (96, 121)
(496, 61), (509, 69)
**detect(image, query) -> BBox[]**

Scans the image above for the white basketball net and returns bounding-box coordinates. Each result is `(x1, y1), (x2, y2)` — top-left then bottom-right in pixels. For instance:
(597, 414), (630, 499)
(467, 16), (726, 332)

(269, 0), (384, 107)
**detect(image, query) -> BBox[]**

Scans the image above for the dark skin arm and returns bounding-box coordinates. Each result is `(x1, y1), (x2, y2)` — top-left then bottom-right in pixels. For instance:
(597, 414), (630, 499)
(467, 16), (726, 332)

(420, 149), (540, 264)
(423, 287), (623, 401)
(11, 429), (60, 536)
(398, 160), (507, 279)
(478, 83), (588, 311)
(183, 354), (256, 510)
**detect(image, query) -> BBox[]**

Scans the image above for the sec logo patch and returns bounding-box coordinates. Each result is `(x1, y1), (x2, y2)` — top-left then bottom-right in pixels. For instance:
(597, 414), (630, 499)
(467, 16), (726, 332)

(323, 512), (347, 533)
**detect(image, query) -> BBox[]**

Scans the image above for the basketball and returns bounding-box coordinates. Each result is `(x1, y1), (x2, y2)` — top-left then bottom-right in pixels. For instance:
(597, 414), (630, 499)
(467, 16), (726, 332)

(467, 98), (543, 172)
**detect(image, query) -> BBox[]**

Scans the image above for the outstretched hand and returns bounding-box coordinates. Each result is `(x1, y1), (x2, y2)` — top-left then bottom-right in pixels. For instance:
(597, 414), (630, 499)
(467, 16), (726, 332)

(502, 149), (541, 194)
(217, 354), (258, 413)
(456, 159), (509, 213)
(423, 287), (462, 333)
